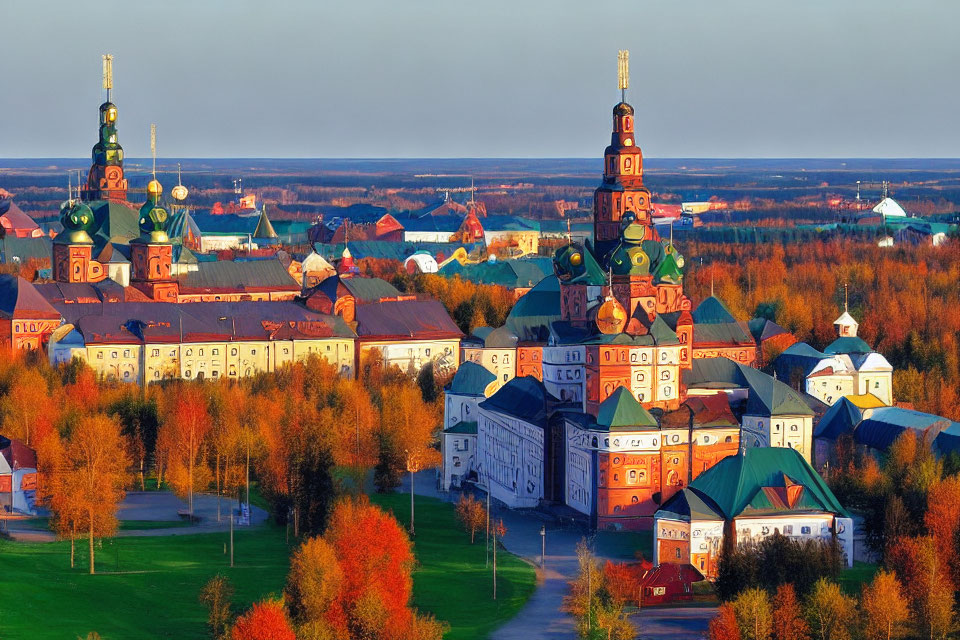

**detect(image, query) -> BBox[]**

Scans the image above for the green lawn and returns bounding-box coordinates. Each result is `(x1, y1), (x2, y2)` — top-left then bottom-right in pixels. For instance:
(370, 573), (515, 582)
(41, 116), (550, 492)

(0, 526), (291, 640)
(0, 494), (535, 640)
(838, 561), (879, 596)
(371, 493), (538, 640)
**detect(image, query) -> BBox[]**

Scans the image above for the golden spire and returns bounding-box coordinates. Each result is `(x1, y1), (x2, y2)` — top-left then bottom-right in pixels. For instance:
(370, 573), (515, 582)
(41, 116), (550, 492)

(617, 50), (629, 102)
(102, 54), (114, 102)
(150, 124), (157, 179)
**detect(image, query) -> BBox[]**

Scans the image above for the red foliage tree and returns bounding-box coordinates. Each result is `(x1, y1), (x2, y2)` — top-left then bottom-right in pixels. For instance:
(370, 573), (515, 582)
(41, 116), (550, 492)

(709, 603), (742, 640)
(231, 600), (296, 640)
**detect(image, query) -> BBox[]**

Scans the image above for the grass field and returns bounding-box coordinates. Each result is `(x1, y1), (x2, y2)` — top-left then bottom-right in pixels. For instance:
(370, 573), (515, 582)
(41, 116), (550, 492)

(371, 493), (538, 640)
(838, 561), (879, 595)
(0, 493), (535, 640)
(0, 526), (291, 640)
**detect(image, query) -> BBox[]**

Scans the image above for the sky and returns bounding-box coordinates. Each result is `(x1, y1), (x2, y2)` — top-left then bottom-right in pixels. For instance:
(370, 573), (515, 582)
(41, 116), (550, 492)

(1, 0), (958, 158)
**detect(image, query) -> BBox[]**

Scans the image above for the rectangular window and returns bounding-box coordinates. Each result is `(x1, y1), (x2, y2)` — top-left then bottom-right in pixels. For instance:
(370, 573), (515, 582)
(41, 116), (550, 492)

(212, 349), (219, 356)
(251, 349), (256, 355)
(112, 351), (118, 359)
(152, 349), (159, 357)
(801, 526), (811, 535)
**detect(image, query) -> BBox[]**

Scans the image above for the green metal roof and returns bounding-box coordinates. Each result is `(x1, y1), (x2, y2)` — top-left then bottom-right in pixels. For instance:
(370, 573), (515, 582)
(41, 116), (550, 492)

(684, 357), (813, 417)
(691, 296), (737, 324)
(824, 336), (873, 355)
(739, 364), (814, 417)
(445, 421), (478, 435)
(648, 314), (681, 345)
(340, 277), (401, 302)
(447, 361), (497, 396)
(595, 387), (658, 430)
(693, 321), (753, 346)
(686, 447), (849, 519)
(653, 253), (683, 285)
(504, 275), (562, 343)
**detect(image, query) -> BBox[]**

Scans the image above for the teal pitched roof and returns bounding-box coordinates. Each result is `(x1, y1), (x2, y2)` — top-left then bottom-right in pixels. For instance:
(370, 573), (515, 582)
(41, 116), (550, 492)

(505, 275), (562, 343)
(686, 447), (849, 519)
(813, 397), (865, 439)
(655, 488), (725, 522)
(339, 277), (401, 302)
(648, 315), (681, 345)
(447, 361), (497, 396)
(691, 296), (737, 324)
(739, 365), (814, 417)
(570, 245), (607, 285)
(824, 336), (873, 355)
(684, 357), (813, 416)
(595, 387), (658, 430)
(445, 421), (478, 435)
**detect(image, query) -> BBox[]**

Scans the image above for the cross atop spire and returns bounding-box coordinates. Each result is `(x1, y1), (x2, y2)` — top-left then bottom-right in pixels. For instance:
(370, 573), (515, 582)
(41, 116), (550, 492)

(617, 50), (629, 103)
(102, 54), (114, 102)
(844, 281), (848, 312)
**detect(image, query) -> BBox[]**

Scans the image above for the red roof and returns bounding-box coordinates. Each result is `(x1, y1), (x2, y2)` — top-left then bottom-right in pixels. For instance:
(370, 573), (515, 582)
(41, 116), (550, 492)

(0, 276), (61, 320)
(0, 436), (38, 471)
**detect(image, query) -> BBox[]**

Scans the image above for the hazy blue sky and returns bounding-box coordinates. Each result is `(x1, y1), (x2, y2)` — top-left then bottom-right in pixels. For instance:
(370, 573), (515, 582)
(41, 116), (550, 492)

(1, 0), (957, 158)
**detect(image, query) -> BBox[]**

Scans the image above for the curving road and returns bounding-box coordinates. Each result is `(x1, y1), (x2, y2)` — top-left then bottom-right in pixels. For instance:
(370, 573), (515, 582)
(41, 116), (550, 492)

(401, 471), (715, 640)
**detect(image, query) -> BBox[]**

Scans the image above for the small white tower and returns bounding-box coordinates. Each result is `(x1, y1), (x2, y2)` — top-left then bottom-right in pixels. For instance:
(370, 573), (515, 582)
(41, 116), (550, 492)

(834, 283), (859, 337)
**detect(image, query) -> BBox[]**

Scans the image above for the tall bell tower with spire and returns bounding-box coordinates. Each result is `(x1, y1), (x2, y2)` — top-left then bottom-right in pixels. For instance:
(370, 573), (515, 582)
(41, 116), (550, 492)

(83, 54), (129, 203)
(593, 50), (652, 257)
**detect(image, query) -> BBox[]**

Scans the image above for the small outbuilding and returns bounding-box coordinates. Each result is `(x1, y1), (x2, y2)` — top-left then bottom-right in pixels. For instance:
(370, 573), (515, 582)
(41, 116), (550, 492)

(639, 563), (705, 606)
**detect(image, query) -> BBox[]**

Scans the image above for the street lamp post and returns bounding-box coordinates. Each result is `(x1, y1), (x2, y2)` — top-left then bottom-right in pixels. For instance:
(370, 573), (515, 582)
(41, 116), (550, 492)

(540, 526), (545, 569)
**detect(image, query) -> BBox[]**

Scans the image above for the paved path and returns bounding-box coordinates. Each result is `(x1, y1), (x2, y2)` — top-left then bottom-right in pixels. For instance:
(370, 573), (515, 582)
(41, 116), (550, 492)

(4, 491), (269, 542)
(402, 471), (714, 640)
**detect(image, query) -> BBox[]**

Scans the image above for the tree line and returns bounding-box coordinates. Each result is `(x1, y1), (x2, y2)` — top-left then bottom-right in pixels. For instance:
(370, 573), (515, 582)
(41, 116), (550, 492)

(0, 350), (445, 573)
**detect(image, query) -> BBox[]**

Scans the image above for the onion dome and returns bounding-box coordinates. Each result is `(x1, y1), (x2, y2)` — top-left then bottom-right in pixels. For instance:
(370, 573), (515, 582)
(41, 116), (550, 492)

(57, 199), (96, 244)
(613, 101), (634, 117)
(137, 181), (170, 243)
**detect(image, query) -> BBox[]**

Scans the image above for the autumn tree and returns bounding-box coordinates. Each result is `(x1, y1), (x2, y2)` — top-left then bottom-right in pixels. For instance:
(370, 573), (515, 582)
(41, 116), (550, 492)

(199, 574), (234, 640)
(230, 600), (295, 640)
(886, 536), (955, 640)
(159, 385), (213, 518)
(732, 588), (772, 640)
(564, 538), (632, 640)
(709, 604), (742, 640)
(56, 413), (130, 575)
(454, 493), (486, 544)
(804, 579), (856, 640)
(284, 497), (446, 640)
(925, 474), (960, 586)
(771, 583), (808, 640)
(860, 570), (909, 640)
(0, 365), (58, 445)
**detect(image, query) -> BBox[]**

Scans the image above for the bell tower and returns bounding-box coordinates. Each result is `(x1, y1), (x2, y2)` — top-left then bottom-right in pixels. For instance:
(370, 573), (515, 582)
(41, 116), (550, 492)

(83, 54), (128, 202)
(594, 50), (652, 256)
(130, 179), (178, 302)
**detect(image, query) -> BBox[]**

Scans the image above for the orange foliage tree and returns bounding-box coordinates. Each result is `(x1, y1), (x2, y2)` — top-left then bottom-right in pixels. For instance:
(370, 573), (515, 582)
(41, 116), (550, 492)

(158, 384), (213, 517)
(924, 475), (960, 586)
(54, 413), (130, 574)
(860, 570), (909, 640)
(454, 493), (486, 544)
(771, 583), (808, 640)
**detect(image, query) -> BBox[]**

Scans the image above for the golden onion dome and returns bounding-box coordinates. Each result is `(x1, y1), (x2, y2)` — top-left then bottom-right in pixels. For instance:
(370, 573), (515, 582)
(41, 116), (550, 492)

(147, 179), (163, 197)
